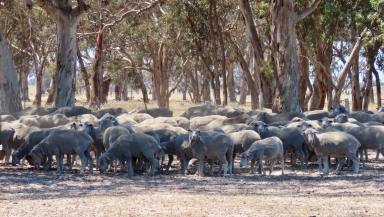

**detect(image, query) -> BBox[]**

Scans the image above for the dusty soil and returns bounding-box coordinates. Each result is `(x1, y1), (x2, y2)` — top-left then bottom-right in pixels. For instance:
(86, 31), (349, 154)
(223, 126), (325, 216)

(1, 154), (384, 217)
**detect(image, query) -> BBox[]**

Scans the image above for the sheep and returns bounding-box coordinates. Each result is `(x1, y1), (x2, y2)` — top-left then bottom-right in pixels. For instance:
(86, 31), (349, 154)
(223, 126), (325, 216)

(343, 126), (384, 162)
(53, 106), (92, 117)
(303, 129), (360, 175)
(77, 123), (105, 168)
(250, 121), (307, 167)
(0, 128), (15, 163)
(94, 107), (128, 118)
(138, 108), (173, 117)
(189, 115), (227, 130)
(188, 130), (234, 176)
(98, 133), (162, 177)
(18, 114), (70, 128)
(103, 126), (131, 150)
(27, 129), (94, 175)
(220, 124), (251, 134)
(0, 114), (16, 122)
(115, 114), (139, 125)
(12, 129), (51, 165)
(182, 104), (244, 119)
(239, 136), (284, 175)
(228, 130), (261, 155)
(134, 123), (187, 144)
(159, 133), (193, 173)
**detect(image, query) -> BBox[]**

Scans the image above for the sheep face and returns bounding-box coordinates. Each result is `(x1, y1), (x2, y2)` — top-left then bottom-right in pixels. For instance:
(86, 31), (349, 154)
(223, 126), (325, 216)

(321, 118), (333, 128)
(303, 129), (318, 145)
(98, 156), (110, 173)
(99, 116), (118, 132)
(250, 121), (268, 135)
(188, 130), (201, 143)
(27, 144), (45, 169)
(239, 153), (250, 167)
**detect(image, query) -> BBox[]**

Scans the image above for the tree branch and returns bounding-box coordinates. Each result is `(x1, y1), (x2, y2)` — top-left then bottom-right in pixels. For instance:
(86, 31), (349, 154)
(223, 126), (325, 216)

(103, 0), (165, 30)
(296, 0), (321, 22)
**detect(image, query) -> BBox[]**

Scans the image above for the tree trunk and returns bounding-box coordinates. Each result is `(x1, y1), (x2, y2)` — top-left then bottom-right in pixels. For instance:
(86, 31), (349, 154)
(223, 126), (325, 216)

(333, 37), (363, 105)
(34, 65), (43, 107)
(299, 40), (309, 111)
(202, 76), (211, 103)
(114, 84), (121, 101)
(269, 1), (300, 112)
(212, 0), (227, 106)
(373, 68), (381, 108)
(90, 2), (105, 107)
(363, 43), (380, 111)
(46, 72), (56, 105)
(76, 41), (90, 102)
(269, 0), (320, 112)
(239, 77), (248, 105)
(19, 69), (30, 101)
(238, 0), (263, 107)
(351, 54), (362, 111)
(53, 14), (78, 107)
(227, 62), (237, 102)
(0, 34), (22, 113)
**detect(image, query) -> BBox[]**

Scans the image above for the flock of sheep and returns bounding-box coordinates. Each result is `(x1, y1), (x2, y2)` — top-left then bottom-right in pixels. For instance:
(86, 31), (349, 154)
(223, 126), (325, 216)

(1, 104), (384, 177)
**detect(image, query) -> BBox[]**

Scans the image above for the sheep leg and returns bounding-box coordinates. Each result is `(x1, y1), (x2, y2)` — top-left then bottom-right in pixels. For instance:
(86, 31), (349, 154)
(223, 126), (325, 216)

(375, 149), (380, 160)
(126, 157), (134, 177)
(322, 156), (329, 175)
(166, 154), (174, 171)
(197, 157), (205, 177)
(218, 155), (228, 176)
(85, 150), (93, 175)
(317, 157), (322, 172)
(249, 159), (256, 174)
(269, 160), (275, 175)
(67, 154), (72, 171)
(335, 158), (345, 174)
(258, 151), (264, 175)
(347, 152), (360, 174)
(78, 152), (87, 175)
(143, 151), (158, 176)
(281, 154), (285, 176)
(364, 149), (368, 162)
(57, 154), (64, 175)
(180, 155), (188, 175)
(3, 142), (11, 164)
(358, 149), (365, 167)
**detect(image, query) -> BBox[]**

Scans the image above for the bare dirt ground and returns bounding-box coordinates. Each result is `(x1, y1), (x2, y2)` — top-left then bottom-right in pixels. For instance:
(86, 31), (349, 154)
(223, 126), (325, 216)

(1, 152), (384, 217)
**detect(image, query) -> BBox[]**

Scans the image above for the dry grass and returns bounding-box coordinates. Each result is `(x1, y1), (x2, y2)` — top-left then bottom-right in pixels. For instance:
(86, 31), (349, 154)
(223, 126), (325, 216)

(1, 151), (384, 217)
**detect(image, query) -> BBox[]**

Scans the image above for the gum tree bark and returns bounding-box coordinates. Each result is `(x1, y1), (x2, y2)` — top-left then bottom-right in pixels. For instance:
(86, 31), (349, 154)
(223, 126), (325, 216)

(269, 0), (321, 112)
(0, 33), (22, 113)
(35, 0), (89, 108)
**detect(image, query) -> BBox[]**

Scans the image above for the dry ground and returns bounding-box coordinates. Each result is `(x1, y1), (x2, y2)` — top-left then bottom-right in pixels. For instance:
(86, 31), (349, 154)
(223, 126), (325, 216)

(5, 88), (384, 216)
(1, 152), (384, 217)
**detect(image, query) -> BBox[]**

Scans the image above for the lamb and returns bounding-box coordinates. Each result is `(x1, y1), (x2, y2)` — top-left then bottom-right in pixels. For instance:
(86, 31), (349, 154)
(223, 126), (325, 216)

(98, 133), (162, 177)
(188, 130), (234, 176)
(0, 128), (15, 163)
(27, 130), (94, 174)
(250, 121), (307, 167)
(239, 137), (284, 175)
(303, 129), (360, 175)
